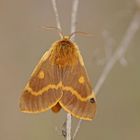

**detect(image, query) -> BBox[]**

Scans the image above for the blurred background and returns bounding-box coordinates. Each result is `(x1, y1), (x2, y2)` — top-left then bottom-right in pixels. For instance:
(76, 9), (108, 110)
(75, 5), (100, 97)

(0, 0), (140, 140)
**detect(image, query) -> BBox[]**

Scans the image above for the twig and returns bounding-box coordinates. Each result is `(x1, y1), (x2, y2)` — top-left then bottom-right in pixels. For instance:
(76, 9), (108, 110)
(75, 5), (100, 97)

(66, 113), (72, 140)
(72, 10), (140, 140)
(95, 11), (140, 93)
(66, 0), (80, 140)
(51, 0), (67, 138)
(71, 0), (79, 40)
(51, 0), (80, 139)
(72, 120), (82, 140)
(51, 0), (62, 30)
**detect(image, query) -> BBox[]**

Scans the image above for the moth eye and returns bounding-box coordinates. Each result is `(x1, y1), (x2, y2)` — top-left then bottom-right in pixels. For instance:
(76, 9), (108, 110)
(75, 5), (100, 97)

(90, 98), (95, 103)
(38, 70), (45, 79)
(78, 76), (85, 84)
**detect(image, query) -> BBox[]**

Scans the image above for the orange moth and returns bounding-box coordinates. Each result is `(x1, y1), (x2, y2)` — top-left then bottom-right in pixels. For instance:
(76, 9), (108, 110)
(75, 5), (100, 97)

(19, 28), (96, 120)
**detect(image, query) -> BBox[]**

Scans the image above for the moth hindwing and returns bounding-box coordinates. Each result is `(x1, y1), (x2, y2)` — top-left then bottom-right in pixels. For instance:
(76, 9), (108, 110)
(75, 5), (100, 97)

(20, 36), (96, 120)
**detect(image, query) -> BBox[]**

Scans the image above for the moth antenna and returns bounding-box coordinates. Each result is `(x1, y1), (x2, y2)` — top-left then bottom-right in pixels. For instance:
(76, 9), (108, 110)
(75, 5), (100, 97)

(69, 31), (93, 39)
(42, 26), (64, 39)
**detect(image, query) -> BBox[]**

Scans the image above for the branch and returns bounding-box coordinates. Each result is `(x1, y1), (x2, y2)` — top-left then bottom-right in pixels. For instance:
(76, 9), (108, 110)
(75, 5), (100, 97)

(73, 10), (140, 140)
(72, 120), (82, 140)
(51, 0), (80, 139)
(66, 114), (72, 140)
(51, 0), (62, 30)
(95, 11), (140, 94)
(66, 0), (79, 140)
(71, 0), (79, 40)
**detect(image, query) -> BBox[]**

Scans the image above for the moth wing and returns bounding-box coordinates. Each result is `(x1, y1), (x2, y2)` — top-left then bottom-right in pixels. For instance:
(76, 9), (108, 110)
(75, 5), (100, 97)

(60, 50), (96, 120)
(20, 50), (63, 113)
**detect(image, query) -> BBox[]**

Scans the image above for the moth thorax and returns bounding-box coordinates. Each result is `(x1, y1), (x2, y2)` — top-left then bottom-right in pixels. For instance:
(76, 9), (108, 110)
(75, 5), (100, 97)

(50, 40), (78, 66)
(59, 40), (73, 47)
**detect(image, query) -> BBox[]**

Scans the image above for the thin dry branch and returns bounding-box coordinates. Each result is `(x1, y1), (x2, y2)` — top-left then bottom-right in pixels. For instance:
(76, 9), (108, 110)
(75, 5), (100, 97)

(65, 0), (80, 140)
(51, 0), (79, 139)
(66, 1), (80, 140)
(95, 11), (140, 93)
(71, 0), (79, 40)
(51, 0), (62, 30)
(72, 10), (140, 140)
(66, 113), (72, 140)
(72, 120), (82, 140)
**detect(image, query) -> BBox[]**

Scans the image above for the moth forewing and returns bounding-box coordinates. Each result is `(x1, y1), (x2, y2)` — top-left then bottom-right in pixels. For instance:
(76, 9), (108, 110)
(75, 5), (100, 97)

(20, 44), (63, 113)
(59, 48), (96, 120)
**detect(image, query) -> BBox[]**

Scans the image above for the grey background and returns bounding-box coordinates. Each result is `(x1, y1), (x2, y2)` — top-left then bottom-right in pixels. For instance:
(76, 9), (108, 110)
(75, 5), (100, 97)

(0, 0), (140, 140)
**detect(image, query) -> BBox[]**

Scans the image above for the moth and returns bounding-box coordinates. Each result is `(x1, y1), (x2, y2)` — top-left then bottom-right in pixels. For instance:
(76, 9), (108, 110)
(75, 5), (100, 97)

(19, 28), (96, 120)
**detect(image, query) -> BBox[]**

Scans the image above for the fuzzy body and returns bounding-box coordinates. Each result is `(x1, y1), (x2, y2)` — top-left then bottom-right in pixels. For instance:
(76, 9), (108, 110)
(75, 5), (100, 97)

(49, 39), (78, 66)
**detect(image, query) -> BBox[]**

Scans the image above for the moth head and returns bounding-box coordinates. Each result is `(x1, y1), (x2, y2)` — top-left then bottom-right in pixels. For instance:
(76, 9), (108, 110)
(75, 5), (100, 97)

(58, 38), (73, 49)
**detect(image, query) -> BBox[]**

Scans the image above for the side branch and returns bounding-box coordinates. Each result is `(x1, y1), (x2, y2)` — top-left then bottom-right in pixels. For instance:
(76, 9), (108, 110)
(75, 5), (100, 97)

(95, 11), (140, 94)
